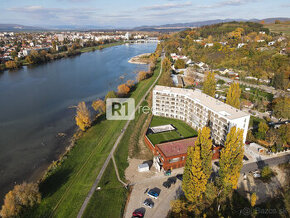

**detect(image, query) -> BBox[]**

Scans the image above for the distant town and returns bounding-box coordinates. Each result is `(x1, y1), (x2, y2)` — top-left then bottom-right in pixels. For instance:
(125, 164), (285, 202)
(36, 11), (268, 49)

(0, 31), (159, 71)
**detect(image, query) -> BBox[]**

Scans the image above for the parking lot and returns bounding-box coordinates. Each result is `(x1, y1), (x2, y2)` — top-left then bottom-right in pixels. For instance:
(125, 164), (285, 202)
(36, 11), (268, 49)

(124, 160), (184, 218)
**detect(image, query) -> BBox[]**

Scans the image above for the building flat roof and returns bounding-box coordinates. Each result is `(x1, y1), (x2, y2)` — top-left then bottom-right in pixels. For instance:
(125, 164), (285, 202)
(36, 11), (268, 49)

(156, 137), (197, 158)
(154, 85), (249, 120)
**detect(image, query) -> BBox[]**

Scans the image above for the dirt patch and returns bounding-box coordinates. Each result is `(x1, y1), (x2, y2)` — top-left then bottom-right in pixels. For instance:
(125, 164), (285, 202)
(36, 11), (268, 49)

(125, 159), (157, 183)
(128, 112), (153, 160)
(238, 166), (289, 204)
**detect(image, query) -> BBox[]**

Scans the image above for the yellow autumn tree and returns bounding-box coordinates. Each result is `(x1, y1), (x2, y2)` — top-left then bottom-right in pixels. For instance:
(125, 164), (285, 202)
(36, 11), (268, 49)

(75, 101), (91, 131)
(126, 80), (135, 88)
(171, 199), (186, 214)
(117, 84), (130, 96)
(202, 72), (216, 97)
(182, 146), (207, 204)
(195, 127), (213, 180)
(251, 192), (257, 207)
(226, 83), (241, 109)
(0, 182), (41, 218)
(92, 99), (105, 115)
(219, 127), (244, 190)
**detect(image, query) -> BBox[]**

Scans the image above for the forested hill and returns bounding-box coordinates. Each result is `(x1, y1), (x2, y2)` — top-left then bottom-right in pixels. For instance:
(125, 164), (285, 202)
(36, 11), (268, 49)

(161, 21), (289, 91)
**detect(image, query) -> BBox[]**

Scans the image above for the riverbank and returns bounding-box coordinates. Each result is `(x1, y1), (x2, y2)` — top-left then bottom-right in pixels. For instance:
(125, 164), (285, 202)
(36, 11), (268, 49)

(22, 58), (160, 218)
(1, 41), (125, 72)
(0, 43), (157, 205)
(128, 53), (152, 64)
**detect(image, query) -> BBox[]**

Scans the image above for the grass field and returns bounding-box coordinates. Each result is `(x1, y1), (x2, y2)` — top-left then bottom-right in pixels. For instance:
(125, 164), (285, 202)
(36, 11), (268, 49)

(23, 59), (161, 218)
(265, 23), (290, 36)
(82, 161), (127, 218)
(79, 41), (124, 53)
(82, 61), (161, 218)
(148, 116), (198, 145)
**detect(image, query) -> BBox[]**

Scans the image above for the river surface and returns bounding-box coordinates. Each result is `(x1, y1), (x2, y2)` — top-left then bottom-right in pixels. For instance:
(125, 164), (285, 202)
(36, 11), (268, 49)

(0, 43), (157, 200)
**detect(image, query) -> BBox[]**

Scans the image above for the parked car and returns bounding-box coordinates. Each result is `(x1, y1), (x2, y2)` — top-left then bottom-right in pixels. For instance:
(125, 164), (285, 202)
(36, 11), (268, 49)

(163, 181), (171, 189)
(165, 169), (171, 176)
(253, 171), (261, 178)
(243, 155), (249, 162)
(168, 177), (177, 184)
(176, 174), (183, 181)
(214, 161), (219, 167)
(147, 190), (159, 199)
(143, 199), (154, 208)
(132, 211), (144, 217)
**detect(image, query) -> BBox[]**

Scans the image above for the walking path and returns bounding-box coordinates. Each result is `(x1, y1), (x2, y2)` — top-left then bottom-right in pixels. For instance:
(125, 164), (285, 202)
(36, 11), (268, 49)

(112, 156), (127, 187)
(77, 54), (164, 218)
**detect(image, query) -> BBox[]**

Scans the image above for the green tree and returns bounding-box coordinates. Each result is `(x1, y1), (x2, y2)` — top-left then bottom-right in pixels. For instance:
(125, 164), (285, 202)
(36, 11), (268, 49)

(195, 127), (213, 180)
(159, 57), (173, 87)
(162, 57), (171, 73)
(202, 72), (216, 97)
(105, 91), (117, 100)
(182, 146), (207, 204)
(219, 127), (244, 190)
(174, 59), (186, 69)
(226, 83), (241, 109)
(278, 124), (290, 145)
(272, 97), (290, 119)
(256, 122), (269, 140)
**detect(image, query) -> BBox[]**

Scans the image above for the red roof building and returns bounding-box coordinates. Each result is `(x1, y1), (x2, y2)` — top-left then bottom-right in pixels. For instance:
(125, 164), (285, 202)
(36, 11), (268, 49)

(154, 138), (197, 171)
(147, 137), (221, 171)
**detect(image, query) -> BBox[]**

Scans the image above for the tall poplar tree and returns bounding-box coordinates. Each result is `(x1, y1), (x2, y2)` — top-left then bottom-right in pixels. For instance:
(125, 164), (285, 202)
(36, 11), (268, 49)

(182, 146), (207, 203)
(195, 127), (213, 180)
(219, 127), (244, 190)
(226, 83), (241, 109)
(202, 72), (216, 97)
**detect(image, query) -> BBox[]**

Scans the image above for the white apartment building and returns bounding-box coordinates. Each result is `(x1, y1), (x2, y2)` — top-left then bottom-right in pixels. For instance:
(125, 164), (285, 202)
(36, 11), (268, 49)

(153, 86), (250, 145)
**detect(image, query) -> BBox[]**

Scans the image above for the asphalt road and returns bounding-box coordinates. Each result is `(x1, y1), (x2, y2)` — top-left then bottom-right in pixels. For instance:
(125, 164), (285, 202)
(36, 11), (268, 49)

(77, 54), (164, 218)
(241, 154), (290, 173)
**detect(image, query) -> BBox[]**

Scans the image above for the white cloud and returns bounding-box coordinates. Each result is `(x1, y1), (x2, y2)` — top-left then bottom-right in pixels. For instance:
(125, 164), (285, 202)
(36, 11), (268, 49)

(198, 0), (259, 9)
(141, 2), (192, 11)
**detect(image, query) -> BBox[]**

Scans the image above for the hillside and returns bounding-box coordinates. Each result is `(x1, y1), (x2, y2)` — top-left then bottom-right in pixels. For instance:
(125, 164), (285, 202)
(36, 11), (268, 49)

(265, 22), (290, 36)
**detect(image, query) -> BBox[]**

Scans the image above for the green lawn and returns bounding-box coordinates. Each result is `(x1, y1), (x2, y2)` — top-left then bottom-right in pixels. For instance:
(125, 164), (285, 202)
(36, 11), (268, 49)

(23, 59), (161, 218)
(82, 161), (127, 218)
(148, 131), (183, 145)
(79, 42), (124, 53)
(148, 116), (198, 145)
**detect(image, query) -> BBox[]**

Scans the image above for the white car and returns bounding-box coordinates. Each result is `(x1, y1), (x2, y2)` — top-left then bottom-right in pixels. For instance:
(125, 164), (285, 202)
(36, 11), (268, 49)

(253, 171), (261, 178)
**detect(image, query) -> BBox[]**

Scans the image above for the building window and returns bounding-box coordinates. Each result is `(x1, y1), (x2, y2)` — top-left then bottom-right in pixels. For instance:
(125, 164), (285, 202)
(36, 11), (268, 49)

(169, 157), (180, 163)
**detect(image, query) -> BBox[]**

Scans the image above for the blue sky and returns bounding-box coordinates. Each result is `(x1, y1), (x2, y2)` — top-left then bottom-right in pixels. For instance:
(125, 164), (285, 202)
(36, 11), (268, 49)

(0, 0), (289, 28)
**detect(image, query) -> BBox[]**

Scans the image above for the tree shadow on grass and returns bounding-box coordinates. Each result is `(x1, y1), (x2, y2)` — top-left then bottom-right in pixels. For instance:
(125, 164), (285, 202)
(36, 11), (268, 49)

(39, 168), (72, 198)
(91, 114), (106, 126)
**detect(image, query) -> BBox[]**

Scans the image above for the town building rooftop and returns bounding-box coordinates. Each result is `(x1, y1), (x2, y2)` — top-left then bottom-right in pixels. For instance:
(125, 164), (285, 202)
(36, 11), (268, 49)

(156, 137), (197, 158)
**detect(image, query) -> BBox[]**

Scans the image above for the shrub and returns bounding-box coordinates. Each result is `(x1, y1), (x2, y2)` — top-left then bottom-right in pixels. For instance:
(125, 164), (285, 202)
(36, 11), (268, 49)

(261, 166), (274, 181)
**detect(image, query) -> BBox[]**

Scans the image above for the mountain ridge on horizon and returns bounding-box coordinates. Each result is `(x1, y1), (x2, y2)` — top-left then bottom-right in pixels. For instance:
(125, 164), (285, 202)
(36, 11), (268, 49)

(0, 17), (289, 32)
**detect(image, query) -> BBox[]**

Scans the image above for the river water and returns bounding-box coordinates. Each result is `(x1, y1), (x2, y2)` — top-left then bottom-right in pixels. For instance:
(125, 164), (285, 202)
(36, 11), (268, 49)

(0, 43), (157, 200)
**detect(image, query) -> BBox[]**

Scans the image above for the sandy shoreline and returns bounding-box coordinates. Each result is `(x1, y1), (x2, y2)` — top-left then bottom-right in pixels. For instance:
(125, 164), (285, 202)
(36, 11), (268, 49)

(128, 53), (151, 64)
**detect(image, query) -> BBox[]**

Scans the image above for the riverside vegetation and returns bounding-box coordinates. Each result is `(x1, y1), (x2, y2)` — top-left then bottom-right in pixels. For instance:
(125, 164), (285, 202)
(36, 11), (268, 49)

(0, 43), (162, 217)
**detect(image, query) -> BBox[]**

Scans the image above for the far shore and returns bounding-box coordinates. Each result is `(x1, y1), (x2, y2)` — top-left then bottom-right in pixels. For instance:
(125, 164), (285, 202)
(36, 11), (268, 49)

(128, 53), (152, 64)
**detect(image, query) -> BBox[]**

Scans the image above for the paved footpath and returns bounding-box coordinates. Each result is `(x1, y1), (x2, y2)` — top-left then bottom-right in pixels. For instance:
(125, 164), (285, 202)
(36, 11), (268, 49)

(77, 54), (164, 218)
